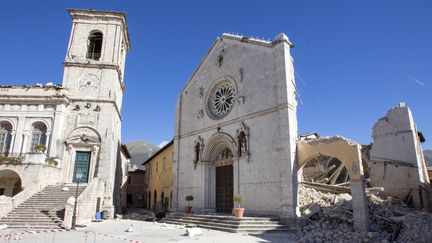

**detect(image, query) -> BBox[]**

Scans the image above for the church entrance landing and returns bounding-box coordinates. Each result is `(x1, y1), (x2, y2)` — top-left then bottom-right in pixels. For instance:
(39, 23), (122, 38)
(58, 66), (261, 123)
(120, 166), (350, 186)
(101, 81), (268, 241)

(216, 165), (233, 213)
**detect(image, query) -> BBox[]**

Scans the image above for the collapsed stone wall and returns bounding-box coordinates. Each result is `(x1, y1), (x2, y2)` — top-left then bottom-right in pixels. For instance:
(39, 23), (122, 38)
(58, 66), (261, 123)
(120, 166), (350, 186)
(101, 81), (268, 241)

(370, 103), (430, 209)
(297, 184), (432, 242)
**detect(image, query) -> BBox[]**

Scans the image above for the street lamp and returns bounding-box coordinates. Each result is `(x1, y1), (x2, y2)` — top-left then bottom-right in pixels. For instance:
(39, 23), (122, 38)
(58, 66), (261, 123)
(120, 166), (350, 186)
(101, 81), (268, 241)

(71, 169), (83, 230)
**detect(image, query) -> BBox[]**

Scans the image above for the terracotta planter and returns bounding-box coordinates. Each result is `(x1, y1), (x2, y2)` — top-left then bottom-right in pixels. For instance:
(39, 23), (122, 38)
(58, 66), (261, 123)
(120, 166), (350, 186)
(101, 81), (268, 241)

(185, 206), (193, 213)
(233, 208), (245, 218)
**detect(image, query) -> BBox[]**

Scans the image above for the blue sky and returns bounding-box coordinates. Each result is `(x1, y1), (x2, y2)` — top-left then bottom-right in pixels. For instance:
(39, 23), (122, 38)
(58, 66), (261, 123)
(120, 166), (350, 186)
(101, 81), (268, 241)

(0, 1), (430, 149)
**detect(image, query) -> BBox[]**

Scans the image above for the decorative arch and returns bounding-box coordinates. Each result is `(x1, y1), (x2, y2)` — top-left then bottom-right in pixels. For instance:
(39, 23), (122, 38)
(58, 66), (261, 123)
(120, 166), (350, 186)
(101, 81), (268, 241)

(66, 126), (102, 145)
(87, 30), (103, 60)
(0, 169), (22, 197)
(30, 122), (48, 152)
(0, 118), (16, 130)
(297, 136), (369, 231)
(203, 132), (237, 162)
(24, 119), (51, 132)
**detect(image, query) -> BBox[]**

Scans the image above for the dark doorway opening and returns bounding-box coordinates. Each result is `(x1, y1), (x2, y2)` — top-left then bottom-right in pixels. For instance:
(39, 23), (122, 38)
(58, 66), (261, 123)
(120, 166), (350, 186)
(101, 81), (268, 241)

(216, 165), (233, 213)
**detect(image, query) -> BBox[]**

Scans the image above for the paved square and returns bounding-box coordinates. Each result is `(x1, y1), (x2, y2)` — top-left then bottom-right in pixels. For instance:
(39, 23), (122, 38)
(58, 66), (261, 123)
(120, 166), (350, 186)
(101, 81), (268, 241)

(0, 220), (297, 243)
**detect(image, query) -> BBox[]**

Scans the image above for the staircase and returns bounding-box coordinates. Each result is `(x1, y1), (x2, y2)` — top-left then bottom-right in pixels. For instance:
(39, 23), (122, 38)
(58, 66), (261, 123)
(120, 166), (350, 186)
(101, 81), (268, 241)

(0, 184), (86, 229)
(162, 212), (296, 234)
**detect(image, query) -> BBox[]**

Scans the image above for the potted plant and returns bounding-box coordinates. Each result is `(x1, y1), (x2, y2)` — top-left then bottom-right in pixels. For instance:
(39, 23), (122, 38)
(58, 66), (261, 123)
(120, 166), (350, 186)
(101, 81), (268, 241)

(34, 144), (46, 153)
(185, 195), (194, 213)
(233, 194), (246, 218)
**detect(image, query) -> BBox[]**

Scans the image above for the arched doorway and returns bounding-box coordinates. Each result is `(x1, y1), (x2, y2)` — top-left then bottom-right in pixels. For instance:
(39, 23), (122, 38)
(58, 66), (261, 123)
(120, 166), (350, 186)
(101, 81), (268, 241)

(203, 133), (237, 213)
(0, 170), (22, 197)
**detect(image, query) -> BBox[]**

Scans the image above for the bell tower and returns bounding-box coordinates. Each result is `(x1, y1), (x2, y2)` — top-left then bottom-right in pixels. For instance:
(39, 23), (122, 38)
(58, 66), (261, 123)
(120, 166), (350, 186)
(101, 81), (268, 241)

(62, 9), (130, 107)
(60, 9), (131, 217)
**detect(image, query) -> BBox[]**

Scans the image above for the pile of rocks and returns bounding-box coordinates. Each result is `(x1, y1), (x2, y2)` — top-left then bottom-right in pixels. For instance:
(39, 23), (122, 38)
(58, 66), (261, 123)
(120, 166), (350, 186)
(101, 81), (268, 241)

(297, 184), (432, 242)
(122, 208), (156, 221)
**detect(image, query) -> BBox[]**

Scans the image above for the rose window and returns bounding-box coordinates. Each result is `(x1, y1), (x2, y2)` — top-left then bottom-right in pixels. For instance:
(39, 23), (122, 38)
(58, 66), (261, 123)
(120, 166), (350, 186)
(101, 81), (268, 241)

(207, 82), (236, 119)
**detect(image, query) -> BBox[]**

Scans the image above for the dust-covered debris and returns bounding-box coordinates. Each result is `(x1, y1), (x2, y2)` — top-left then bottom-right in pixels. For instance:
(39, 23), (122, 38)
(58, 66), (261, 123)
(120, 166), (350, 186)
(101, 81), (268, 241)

(122, 208), (156, 221)
(297, 184), (432, 242)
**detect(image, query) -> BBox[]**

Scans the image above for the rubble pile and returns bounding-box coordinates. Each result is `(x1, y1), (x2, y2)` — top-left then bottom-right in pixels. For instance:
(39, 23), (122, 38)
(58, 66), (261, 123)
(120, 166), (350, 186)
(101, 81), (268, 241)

(122, 208), (156, 221)
(297, 184), (432, 242)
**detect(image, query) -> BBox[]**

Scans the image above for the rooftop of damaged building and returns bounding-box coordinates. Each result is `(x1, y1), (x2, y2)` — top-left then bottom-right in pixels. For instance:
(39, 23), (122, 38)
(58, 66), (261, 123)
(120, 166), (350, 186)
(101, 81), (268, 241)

(221, 32), (293, 48)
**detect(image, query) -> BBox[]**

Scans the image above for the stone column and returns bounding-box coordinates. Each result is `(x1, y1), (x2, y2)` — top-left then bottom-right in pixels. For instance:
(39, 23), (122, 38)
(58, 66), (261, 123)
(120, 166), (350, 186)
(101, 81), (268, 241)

(12, 116), (25, 155)
(49, 104), (66, 158)
(21, 132), (30, 154)
(351, 180), (369, 231)
(9, 131), (16, 155)
(45, 132), (51, 155)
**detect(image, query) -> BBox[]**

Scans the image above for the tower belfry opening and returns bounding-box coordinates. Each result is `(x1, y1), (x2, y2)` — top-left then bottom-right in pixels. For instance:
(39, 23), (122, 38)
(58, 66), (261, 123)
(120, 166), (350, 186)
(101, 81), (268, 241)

(87, 31), (103, 60)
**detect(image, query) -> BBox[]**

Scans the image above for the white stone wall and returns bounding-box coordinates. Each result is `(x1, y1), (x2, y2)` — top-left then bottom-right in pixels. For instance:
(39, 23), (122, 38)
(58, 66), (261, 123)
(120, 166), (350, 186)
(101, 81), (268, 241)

(370, 103), (430, 208)
(174, 34), (298, 218)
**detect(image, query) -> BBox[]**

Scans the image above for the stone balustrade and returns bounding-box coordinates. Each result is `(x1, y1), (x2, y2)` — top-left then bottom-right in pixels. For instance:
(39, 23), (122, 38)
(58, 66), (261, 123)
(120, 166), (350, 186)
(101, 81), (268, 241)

(63, 178), (104, 229)
(0, 183), (46, 218)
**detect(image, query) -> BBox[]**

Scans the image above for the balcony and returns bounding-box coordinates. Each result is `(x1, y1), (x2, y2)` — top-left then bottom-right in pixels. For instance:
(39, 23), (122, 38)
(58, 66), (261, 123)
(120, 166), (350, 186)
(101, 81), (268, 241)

(0, 152), (59, 167)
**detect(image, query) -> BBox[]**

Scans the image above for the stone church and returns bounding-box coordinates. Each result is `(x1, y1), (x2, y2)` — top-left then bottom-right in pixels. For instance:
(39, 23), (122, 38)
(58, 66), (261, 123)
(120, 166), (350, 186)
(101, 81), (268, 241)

(173, 33), (298, 220)
(0, 9), (130, 226)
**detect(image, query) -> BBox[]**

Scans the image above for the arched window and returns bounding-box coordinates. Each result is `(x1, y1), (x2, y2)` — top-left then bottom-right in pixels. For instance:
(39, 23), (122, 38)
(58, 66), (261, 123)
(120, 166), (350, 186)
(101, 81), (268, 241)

(0, 122), (12, 156)
(148, 191), (151, 210)
(161, 192), (165, 211)
(170, 191), (172, 208)
(153, 190), (157, 210)
(30, 123), (47, 152)
(87, 31), (103, 60)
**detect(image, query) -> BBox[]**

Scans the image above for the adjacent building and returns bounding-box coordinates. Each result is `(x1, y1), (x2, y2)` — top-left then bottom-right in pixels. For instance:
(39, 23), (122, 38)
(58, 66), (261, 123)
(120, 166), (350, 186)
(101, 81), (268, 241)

(143, 140), (174, 213)
(0, 9), (131, 224)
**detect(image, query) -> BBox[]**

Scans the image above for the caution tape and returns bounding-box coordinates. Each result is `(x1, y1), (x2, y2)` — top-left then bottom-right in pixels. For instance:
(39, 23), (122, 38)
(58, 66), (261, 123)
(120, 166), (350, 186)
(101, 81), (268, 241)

(0, 229), (144, 243)
(96, 232), (145, 243)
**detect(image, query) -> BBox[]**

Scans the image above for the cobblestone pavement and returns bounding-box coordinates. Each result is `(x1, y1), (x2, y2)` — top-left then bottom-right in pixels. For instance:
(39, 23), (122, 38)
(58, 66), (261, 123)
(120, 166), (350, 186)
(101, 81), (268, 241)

(0, 220), (297, 243)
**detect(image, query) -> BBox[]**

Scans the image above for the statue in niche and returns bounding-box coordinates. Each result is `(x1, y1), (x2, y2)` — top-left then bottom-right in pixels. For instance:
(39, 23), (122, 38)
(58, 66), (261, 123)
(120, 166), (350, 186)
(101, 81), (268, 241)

(193, 136), (204, 169)
(238, 131), (247, 156)
(236, 122), (249, 158)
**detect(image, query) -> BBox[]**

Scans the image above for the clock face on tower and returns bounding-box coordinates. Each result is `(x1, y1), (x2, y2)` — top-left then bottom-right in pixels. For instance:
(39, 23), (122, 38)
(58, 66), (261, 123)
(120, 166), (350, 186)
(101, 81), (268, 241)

(78, 74), (100, 93)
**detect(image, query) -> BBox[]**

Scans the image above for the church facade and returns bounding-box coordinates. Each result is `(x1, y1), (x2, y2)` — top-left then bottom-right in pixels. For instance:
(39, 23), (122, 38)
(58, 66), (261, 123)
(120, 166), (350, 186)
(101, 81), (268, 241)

(173, 33), (298, 219)
(0, 9), (130, 218)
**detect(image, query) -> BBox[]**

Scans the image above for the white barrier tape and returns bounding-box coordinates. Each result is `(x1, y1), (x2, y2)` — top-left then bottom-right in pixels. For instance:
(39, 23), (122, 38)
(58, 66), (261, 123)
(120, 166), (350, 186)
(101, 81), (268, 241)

(96, 232), (145, 243)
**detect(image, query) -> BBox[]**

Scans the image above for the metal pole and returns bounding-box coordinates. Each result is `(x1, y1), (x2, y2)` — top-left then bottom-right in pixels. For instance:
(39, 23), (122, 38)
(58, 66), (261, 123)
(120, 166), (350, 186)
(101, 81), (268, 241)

(71, 177), (80, 230)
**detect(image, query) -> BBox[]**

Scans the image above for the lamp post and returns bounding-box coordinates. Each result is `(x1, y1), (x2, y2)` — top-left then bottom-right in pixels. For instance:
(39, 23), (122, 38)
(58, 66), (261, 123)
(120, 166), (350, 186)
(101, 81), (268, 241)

(71, 169), (83, 230)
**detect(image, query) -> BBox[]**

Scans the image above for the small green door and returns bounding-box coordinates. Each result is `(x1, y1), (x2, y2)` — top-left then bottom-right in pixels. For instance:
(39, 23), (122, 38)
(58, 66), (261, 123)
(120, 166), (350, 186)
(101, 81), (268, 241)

(73, 151), (91, 183)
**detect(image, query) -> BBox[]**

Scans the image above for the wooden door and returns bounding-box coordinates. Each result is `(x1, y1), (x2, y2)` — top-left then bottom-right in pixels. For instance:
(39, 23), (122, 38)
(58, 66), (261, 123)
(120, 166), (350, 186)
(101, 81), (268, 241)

(216, 165), (233, 213)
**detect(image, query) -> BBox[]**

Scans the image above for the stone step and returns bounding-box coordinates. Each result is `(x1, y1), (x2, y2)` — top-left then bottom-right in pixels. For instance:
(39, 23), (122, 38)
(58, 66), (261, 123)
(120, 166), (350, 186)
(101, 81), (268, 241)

(1, 223), (63, 228)
(163, 218), (285, 228)
(0, 183), (87, 228)
(0, 218), (62, 223)
(165, 216), (282, 225)
(167, 216), (279, 223)
(168, 213), (279, 221)
(4, 211), (63, 215)
(163, 220), (293, 234)
(162, 213), (295, 234)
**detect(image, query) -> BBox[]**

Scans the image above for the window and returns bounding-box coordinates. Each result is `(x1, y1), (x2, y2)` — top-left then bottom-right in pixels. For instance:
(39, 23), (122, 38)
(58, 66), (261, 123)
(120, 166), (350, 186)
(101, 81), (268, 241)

(156, 162), (159, 174)
(87, 31), (103, 60)
(0, 122), (12, 156)
(30, 122), (47, 152)
(163, 157), (166, 170)
(153, 190), (157, 209)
